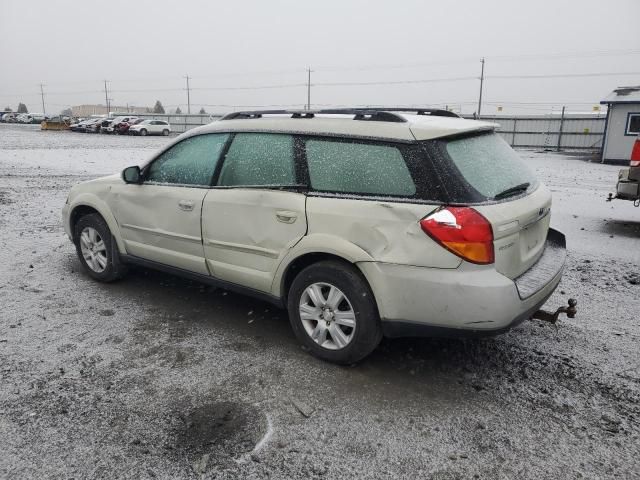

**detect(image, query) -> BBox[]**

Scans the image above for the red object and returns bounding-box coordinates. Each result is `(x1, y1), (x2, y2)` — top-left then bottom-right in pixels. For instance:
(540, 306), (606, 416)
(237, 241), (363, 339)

(420, 207), (494, 264)
(630, 137), (640, 167)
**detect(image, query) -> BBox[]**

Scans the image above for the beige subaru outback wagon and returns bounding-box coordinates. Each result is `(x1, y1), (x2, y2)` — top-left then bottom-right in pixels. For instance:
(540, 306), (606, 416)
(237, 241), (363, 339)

(62, 108), (567, 364)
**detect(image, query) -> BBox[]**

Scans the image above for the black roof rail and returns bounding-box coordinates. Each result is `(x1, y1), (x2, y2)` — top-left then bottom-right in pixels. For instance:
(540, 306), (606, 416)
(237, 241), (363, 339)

(321, 107), (461, 118)
(220, 107), (460, 122)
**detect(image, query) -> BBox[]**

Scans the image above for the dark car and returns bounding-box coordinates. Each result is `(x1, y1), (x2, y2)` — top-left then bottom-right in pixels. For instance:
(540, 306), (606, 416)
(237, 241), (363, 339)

(117, 118), (143, 135)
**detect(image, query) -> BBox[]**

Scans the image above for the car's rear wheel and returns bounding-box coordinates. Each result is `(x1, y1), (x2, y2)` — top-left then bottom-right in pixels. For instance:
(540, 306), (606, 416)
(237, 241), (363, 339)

(140, 128), (148, 136)
(162, 129), (169, 136)
(74, 213), (128, 282)
(287, 260), (382, 364)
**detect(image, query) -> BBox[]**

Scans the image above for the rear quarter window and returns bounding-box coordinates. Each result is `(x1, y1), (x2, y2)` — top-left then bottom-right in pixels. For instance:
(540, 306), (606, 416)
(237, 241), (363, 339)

(305, 139), (416, 196)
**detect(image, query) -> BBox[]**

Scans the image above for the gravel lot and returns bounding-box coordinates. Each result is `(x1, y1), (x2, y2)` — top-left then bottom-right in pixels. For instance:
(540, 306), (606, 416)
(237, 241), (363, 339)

(0, 123), (639, 479)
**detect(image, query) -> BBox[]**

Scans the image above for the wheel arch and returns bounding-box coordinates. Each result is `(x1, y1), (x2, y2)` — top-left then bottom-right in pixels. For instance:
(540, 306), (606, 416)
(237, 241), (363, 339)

(274, 235), (377, 304)
(68, 195), (126, 254)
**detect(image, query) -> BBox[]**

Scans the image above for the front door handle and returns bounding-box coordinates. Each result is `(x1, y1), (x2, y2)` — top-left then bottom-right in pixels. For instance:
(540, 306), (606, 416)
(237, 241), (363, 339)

(276, 210), (297, 224)
(178, 200), (195, 211)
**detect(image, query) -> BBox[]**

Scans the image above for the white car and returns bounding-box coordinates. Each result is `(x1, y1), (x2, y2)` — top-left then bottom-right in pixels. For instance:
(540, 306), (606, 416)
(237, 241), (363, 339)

(128, 119), (171, 136)
(62, 108), (570, 364)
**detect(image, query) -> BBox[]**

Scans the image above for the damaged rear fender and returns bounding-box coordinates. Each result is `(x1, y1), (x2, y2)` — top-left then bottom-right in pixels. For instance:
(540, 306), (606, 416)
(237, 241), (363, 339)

(271, 233), (375, 298)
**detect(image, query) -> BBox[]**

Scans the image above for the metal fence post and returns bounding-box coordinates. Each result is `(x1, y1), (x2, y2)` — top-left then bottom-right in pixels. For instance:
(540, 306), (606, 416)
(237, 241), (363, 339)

(511, 118), (517, 147)
(557, 106), (565, 152)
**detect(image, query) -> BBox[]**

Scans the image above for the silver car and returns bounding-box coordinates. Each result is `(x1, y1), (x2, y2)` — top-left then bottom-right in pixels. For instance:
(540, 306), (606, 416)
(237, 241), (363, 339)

(62, 108), (568, 364)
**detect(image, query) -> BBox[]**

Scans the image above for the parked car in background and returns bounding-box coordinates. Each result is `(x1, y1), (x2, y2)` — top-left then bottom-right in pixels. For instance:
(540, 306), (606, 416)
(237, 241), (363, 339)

(62, 108), (569, 364)
(116, 118), (142, 135)
(69, 119), (90, 132)
(86, 118), (106, 133)
(128, 119), (171, 136)
(98, 118), (115, 134)
(609, 135), (640, 207)
(107, 116), (139, 134)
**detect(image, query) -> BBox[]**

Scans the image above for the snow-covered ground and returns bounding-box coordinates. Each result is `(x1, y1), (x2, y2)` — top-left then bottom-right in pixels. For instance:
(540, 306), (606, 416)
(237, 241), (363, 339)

(0, 124), (638, 479)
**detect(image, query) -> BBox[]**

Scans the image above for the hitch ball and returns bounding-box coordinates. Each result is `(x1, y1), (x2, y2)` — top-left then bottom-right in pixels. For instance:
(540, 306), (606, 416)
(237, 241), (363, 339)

(531, 298), (578, 324)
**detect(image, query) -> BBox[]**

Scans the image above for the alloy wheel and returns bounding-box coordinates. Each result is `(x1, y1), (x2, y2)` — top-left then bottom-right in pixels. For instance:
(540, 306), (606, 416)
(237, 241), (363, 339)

(299, 282), (356, 350)
(79, 227), (108, 273)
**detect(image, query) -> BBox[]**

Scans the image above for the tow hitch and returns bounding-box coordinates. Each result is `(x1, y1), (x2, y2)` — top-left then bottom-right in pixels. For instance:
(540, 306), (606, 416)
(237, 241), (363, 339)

(531, 298), (577, 325)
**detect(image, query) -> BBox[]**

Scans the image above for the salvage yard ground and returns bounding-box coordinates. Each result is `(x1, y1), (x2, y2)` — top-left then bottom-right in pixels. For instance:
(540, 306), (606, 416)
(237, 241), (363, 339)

(0, 124), (639, 479)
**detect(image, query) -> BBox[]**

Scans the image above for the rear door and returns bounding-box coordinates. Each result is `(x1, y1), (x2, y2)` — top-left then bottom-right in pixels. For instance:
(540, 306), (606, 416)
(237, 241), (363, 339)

(201, 133), (307, 292)
(114, 133), (229, 274)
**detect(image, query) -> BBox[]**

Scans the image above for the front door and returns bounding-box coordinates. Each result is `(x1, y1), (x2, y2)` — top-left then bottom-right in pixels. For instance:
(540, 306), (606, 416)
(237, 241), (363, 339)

(114, 133), (230, 274)
(201, 133), (307, 292)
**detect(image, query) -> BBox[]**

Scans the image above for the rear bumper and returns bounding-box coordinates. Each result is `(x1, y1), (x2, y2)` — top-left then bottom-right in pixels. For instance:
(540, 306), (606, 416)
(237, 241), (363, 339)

(359, 228), (566, 338)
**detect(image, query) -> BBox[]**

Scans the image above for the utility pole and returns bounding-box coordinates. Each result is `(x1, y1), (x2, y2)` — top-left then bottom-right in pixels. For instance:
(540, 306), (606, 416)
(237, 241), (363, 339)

(184, 75), (191, 114)
(306, 68), (312, 110)
(104, 80), (110, 115)
(477, 58), (485, 118)
(39, 84), (46, 116)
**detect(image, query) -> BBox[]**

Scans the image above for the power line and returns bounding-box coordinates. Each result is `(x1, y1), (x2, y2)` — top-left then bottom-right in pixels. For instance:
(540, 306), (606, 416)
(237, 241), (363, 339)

(1, 69), (637, 100)
(487, 71), (640, 79)
(313, 76), (477, 87)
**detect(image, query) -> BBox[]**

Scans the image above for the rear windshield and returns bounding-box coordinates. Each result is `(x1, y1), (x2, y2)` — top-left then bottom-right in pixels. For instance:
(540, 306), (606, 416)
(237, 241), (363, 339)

(444, 132), (538, 199)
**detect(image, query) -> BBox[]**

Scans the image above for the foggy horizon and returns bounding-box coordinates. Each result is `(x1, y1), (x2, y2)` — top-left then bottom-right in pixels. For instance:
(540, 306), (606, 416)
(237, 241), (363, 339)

(1, 0), (639, 115)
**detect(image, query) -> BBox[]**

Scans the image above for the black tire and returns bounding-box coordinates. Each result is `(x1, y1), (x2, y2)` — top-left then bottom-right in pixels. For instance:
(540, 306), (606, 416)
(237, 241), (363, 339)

(162, 129), (169, 136)
(73, 213), (128, 282)
(139, 128), (148, 136)
(287, 260), (382, 364)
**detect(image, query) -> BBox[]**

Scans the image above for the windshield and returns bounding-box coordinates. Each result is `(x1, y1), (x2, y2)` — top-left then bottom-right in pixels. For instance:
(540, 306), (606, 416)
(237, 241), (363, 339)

(444, 132), (538, 199)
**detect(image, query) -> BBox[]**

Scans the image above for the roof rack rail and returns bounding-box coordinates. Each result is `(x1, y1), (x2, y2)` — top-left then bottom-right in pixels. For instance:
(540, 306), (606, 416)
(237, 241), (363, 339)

(220, 107), (460, 123)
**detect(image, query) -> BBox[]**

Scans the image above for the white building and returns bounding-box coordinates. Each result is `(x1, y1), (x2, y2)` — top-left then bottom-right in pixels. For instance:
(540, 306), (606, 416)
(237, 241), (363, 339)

(600, 86), (640, 164)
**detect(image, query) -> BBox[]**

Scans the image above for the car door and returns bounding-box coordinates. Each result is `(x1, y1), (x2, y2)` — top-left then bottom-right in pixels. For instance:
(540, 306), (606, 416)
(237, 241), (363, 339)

(114, 133), (230, 274)
(201, 133), (307, 293)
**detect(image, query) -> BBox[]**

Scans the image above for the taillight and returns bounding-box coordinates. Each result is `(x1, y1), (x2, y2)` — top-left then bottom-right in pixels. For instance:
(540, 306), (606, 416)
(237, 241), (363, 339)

(419, 207), (494, 264)
(630, 138), (640, 167)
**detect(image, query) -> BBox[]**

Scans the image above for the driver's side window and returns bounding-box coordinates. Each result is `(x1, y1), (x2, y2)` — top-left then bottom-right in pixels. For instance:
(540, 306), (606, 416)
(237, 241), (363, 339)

(146, 133), (229, 186)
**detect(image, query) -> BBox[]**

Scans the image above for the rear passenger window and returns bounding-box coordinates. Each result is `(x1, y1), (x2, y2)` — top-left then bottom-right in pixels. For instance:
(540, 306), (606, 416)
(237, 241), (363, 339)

(218, 133), (296, 186)
(305, 139), (416, 196)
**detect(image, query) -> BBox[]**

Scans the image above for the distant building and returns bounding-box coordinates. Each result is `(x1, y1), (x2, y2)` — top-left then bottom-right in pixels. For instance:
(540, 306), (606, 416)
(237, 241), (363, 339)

(71, 104), (149, 117)
(600, 86), (640, 164)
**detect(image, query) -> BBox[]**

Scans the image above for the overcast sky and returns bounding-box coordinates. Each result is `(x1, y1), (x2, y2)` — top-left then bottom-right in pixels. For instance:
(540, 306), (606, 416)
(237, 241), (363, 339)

(1, 0), (638, 115)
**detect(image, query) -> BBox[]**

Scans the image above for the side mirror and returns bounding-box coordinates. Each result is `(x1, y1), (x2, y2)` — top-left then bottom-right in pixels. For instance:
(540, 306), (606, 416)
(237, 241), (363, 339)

(122, 166), (142, 184)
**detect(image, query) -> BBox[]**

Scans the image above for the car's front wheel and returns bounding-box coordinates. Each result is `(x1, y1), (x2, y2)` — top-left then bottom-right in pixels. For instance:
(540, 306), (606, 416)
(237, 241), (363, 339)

(74, 213), (128, 282)
(287, 260), (382, 364)
(162, 129), (169, 136)
(139, 128), (147, 136)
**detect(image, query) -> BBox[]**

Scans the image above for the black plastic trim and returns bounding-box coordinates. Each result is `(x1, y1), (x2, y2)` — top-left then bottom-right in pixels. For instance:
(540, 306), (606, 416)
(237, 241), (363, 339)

(120, 254), (284, 308)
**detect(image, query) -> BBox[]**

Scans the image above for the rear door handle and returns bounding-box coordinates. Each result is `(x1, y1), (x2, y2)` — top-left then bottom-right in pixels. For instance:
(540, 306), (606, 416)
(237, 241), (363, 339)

(276, 210), (297, 224)
(178, 200), (195, 211)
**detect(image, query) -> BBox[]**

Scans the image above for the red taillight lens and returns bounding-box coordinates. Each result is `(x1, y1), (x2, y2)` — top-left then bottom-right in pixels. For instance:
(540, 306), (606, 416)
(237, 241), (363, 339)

(419, 207), (494, 264)
(630, 138), (640, 167)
